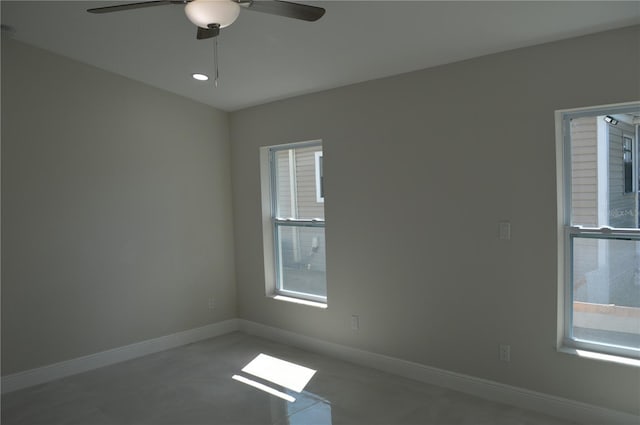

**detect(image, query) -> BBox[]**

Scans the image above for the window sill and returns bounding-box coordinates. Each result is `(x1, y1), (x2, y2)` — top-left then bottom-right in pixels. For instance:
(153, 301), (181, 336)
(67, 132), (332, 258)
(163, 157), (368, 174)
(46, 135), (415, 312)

(558, 346), (640, 367)
(270, 295), (328, 309)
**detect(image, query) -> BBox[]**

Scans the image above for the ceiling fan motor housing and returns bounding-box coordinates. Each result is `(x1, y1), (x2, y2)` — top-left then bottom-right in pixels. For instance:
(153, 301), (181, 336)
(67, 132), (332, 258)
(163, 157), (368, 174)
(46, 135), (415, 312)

(185, 0), (241, 29)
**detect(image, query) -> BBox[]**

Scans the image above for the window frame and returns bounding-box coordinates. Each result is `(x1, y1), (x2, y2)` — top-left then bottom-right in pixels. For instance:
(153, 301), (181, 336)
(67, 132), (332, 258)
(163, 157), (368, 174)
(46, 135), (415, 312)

(260, 140), (327, 306)
(556, 102), (640, 362)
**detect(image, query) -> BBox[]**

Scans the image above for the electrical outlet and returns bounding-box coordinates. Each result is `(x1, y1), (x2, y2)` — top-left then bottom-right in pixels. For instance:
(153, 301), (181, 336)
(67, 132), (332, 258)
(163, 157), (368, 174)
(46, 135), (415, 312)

(351, 315), (359, 331)
(499, 344), (511, 362)
(208, 297), (215, 310)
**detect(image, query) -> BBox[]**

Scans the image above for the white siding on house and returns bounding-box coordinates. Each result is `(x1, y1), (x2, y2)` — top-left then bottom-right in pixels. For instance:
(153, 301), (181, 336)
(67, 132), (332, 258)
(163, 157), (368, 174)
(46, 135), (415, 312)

(570, 117), (598, 226)
(274, 145), (323, 220)
(275, 150), (293, 218)
(295, 146), (324, 220)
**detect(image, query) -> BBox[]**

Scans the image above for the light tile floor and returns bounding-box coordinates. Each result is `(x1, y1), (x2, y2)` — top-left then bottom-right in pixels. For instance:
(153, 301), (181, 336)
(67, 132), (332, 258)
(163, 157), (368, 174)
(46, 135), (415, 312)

(2, 332), (575, 425)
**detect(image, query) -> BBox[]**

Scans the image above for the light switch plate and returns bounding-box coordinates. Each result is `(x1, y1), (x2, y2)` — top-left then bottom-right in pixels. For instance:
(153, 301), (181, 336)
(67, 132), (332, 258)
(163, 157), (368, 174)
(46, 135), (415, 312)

(499, 221), (511, 240)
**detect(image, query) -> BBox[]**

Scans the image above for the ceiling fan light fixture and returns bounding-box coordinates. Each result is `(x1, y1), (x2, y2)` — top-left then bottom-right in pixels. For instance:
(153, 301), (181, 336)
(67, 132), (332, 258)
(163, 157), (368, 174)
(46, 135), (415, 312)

(185, 0), (241, 29)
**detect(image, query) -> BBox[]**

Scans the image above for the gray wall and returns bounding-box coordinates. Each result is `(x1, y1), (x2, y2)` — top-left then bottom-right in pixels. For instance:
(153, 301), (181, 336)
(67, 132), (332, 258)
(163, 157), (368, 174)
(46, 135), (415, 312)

(1, 39), (236, 375)
(230, 26), (640, 415)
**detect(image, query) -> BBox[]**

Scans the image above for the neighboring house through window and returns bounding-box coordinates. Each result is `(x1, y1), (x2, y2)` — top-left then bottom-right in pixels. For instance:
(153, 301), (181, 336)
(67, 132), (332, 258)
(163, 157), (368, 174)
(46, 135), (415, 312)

(260, 141), (327, 306)
(315, 151), (324, 203)
(623, 135), (634, 194)
(556, 102), (640, 360)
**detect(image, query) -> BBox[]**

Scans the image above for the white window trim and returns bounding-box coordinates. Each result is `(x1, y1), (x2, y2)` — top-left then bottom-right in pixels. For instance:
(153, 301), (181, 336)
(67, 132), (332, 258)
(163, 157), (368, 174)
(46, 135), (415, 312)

(259, 140), (327, 307)
(260, 146), (277, 298)
(555, 101), (640, 364)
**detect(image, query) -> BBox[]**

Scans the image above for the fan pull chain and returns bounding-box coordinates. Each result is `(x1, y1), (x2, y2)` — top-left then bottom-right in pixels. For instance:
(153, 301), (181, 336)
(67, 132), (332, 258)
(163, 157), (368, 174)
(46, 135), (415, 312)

(213, 37), (219, 88)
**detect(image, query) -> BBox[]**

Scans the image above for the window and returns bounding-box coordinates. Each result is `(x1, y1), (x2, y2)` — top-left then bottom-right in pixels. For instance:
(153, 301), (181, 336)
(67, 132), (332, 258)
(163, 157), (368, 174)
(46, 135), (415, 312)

(556, 103), (640, 360)
(315, 151), (324, 203)
(623, 135), (634, 193)
(260, 141), (327, 305)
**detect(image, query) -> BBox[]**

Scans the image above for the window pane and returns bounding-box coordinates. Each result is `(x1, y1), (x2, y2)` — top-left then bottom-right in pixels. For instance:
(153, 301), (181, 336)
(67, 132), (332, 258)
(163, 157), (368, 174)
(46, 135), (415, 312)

(569, 113), (639, 228)
(623, 136), (633, 194)
(572, 236), (640, 350)
(315, 152), (324, 203)
(273, 145), (324, 220)
(276, 225), (326, 299)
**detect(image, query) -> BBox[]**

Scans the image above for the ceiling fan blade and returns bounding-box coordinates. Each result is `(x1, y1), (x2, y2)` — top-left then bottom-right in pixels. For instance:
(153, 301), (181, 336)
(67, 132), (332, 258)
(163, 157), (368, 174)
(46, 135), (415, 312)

(87, 1), (176, 14)
(197, 25), (220, 40)
(244, 0), (325, 22)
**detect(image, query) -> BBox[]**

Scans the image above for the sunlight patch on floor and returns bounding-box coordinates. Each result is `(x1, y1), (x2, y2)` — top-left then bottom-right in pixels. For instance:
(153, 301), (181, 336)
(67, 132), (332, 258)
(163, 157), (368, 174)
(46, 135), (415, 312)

(232, 353), (318, 403)
(241, 353), (317, 393)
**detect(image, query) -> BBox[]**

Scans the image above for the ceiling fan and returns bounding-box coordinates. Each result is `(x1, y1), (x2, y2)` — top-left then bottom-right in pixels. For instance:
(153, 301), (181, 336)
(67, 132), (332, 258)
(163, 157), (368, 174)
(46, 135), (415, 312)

(87, 0), (326, 40)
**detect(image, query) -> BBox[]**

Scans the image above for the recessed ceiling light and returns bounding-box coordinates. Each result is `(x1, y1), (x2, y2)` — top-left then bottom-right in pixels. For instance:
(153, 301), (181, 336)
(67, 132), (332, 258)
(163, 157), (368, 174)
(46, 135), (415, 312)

(192, 73), (209, 81)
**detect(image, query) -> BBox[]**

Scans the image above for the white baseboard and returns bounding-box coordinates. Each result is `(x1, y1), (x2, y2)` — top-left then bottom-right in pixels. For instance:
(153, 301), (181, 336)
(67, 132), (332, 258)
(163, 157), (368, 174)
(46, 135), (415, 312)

(238, 319), (639, 425)
(1, 319), (240, 394)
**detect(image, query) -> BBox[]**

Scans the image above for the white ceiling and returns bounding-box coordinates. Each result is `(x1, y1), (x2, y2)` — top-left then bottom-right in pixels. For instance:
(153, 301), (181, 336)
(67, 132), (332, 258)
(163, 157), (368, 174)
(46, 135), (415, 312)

(2, 1), (639, 111)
